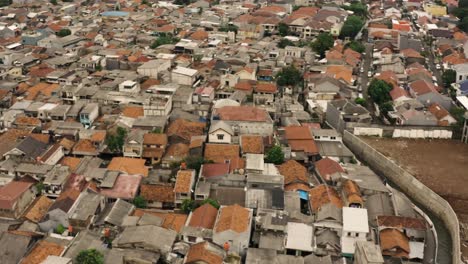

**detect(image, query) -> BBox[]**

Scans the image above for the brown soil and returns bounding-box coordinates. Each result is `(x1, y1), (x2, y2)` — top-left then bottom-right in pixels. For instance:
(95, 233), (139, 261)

(362, 137), (468, 223)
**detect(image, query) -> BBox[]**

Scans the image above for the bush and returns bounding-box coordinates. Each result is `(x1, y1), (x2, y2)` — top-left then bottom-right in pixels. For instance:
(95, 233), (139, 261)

(278, 23), (290, 37)
(265, 145), (284, 165)
(181, 199), (195, 214)
(55, 224), (66, 234)
(106, 127), (127, 152)
(56, 29), (72, 37)
(201, 198), (220, 209)
(76, 249), (104, 264)
(132, 196), (147, 208)
(277, 38), (295, 49)
(355, 97), (366, 106)
(347, 41), (365, 53)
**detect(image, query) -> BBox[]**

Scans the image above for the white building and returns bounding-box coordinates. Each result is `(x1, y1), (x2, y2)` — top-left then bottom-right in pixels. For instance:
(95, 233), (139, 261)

(119, 80), (140, 94)
(285, 222), (314, 256)
(171, 66), (199, 86)
(143, 94), (173, 117)
(137, 59), (171, 78)
(208, 121), (233, 144)
(341, 207), (369, 257)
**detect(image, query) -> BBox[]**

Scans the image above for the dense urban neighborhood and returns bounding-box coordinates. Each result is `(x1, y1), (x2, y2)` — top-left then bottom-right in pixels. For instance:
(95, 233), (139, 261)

(0, 0), (467, 263)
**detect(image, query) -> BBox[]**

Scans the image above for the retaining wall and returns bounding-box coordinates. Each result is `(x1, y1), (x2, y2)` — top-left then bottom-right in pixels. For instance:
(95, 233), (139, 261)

(343, 131), (461, 264)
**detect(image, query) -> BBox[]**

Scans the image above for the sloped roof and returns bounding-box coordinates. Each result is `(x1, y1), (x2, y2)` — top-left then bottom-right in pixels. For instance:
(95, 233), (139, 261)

(215, 204), (251, 233)
(189, 203), (218, 229)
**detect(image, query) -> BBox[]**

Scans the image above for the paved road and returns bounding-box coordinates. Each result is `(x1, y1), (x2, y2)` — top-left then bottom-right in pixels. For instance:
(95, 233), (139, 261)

(359, 43), (376, 115)
(423, 42), (443, 88)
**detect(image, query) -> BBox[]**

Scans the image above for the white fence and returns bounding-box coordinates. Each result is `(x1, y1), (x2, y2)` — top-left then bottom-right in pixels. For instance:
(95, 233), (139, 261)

(352, 127), (453, 139)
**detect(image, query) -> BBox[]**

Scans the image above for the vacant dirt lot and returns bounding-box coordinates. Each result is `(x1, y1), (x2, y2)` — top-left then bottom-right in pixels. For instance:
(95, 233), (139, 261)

(362, 137), (468, 222)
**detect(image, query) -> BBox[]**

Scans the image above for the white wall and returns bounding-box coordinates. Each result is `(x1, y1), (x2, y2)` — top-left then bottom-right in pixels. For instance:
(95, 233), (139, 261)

(208, 129), (232, 144)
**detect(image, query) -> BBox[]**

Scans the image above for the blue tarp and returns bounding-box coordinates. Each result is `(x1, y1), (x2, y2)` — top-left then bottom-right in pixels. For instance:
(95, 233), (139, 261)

(298, 190), (309, 200)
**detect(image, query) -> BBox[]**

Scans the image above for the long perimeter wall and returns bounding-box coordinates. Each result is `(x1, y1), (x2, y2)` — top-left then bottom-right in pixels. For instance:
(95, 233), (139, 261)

(343, 131), (461, 264)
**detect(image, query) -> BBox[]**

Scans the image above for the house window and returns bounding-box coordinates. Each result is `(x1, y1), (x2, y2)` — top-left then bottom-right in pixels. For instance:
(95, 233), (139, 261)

(314, 136), (320, 139)
(460, 76), (463, 81)
(331, 136), (336, 140)
(188, 236), (197, 242)
(217, 134), (224, 140)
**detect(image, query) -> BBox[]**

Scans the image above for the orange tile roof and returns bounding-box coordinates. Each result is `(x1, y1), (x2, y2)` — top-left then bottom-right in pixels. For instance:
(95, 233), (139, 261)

(379, 229), (410, 258)
(309, 185), (343, 211)
(255, 82), (277, 93)
(24, 196), (53, 223)
(325, 65), (353, 84)
(277, 160), (309, 186)
(164, 143), (189, 158)
(26, 83), (59, 100)
(314, 157), (344, 181)
(240, 135), (264, 154)
(143, 133), (168, 145)
(122, 106), (144, 118)
(90, 131), (106, 142)
(215, 204), (250, 233)
(108, 157), (148, 177)
(73, 139), (98, 155)
(174, 170), (193, 193)
(140, 184), (174, 203)
(216, 106), (269, 122)
(14, 116), (41, 127)
(167, 119), (205, 142)
(190, 30), (209, 41)
(204, 144), (239, 164)
(133, 209), (187, 233)
(60, 157), (81, 173)
(343, 179), (363, 206)
(428, 103), (451, 123)
(22, 240), (64, 264)
(185, 242), (223, 264)
(284, 182), (311, 192)
(59, 138), (76, 151)
(189, 203), (218, 229)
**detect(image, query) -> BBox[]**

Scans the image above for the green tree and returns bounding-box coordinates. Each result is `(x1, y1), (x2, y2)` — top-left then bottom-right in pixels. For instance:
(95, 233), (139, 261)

(50, 0), (58, 5)
(442, 69), (456, 88)
(142, 0), (149, 5)
(355, 97), (366, 106)
(184, 156), (212, 175)
(450, 107), (467, 138)
(277, 38), (295, 49)
(340, 15), (364, 39)
(181, 199), (195, 214)
(265, 145), (284, 165)
(106, 127), (127, 152)
(132, 196), (147, 208)
(56, 29), (72, 37)
(151, 34), (179, 49)
(368, 79), (393, 105)
(342, 1), (368, 17)
(311, 32), (334, 58)
(278, 23), (290, 37)
(174, 0), (191, 5)
(0, 0), (11, 7)
(346, 40), (365, 53)
(76, 249), (104, 264)
(201, 198), (220, 209)
(379, 101), (394, 115)
(459, 0), (468, 8)
(219, 24), (238, 34)
(276, 66), (303, 87)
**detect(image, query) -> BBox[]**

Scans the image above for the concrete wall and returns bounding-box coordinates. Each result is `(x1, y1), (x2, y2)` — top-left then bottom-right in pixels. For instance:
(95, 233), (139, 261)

(343, 131), (461, 264)
(350, 125), (453, 139)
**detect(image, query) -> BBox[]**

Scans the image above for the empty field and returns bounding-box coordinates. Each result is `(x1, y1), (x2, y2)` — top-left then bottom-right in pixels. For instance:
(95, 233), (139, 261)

(362, 137), (468, 223)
